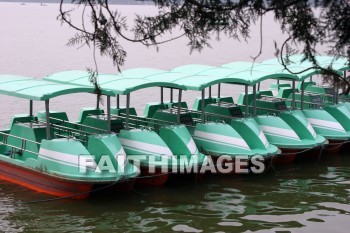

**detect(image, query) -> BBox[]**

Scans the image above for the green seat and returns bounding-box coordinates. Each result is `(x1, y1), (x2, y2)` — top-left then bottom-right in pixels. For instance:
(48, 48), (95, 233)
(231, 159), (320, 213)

(78, 107), (104, 123)
(269, 83), (291, 91)
(277, 87), (294, 99)
(37, 111), (69, 124)
(258, 90), (273, 97)
(111, 107), (137, 116)
(192, 97), (217, 111)
(297, 81), (316, 90)
(9, 114), (38, 129)
(143, 102), (170, 118)
(237, 92), (254, 105)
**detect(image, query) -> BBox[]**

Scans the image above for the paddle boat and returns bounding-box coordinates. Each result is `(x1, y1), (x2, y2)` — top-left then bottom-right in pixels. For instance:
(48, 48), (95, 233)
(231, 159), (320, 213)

(260, 56), (350, 152)
(0, 75), (138, 199)
(170, 64), (326, 163)
(44, 70), (208, 184)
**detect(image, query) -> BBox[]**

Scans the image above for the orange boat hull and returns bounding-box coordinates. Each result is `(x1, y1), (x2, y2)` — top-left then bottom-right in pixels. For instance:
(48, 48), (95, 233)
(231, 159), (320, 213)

(0, 160), (115, 199)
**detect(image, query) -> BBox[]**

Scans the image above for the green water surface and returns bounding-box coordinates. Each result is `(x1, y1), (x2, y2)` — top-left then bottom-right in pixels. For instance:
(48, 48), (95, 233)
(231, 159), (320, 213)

(1, 152), (350, 232)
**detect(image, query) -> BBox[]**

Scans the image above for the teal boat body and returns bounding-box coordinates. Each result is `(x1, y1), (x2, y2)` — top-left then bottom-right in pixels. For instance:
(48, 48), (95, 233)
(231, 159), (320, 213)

(302, 108), (350, 140)
(254, 115), (324, 149)
(159, 125), (208, 170)
(118, 127), (207, 170)
(203, 94), (325, 150)
(36, 110), (139, 180)
(119, 129), (176, 168)
(0, 75), (143, 197)
(192, 122), (277, 157)
(278, 110), (326, 146)
(275, 85), (350, 141)
(1, 118), (133, 182)
(152, 102), (279, 158)
(324, 103), (350, 132)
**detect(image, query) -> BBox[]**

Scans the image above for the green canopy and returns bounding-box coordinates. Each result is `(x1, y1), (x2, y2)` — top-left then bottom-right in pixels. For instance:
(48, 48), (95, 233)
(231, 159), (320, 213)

(45, 68), (250, 92)
(0, 74), (96, 101)
(171, 64), (216, 75)
(221, 62), (299, 84)
(263, 55), (349, 71)
(44, 69), (187, 95)
(170, 65), (253, 88)
(117, 68), (169, 78)
(317, 56), (350, 72)
(261, 55), (349, 79)
(170, 73), (250, 90)
(226, 68), (298, 85)
(171, 63), (298, 86)
(221, 61), (258, 70)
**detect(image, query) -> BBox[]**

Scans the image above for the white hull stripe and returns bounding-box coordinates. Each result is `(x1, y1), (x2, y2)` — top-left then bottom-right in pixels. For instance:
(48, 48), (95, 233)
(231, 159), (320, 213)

(259, 130), (270, 148)
(119, 138), (174, 157)
(307, 122), (317, 139)
(260, 125), (301, 141)
(263, 132), (302, 141)
(193, 136), (251, 151)
(194, 130), (251, 150)
(307, 118), (346, 133)
(187, 137), (198, 155)
(311, 124), (346, 133)
(39, 148), (97, 170)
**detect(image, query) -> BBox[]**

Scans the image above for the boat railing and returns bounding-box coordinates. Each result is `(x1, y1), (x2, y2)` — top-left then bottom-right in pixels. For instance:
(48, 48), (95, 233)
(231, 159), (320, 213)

(242, 105), (288, 114)
(36, 119), (100, 144)
(115, 113), (182, 133)
(48, 116), (108, 134)
(339, 96), (350, 102)
(259, 95), (324, 109)
(167, 106), (243, 123)
(304, 90), (334, 97)
(50, 125), (89, 144)
(0, 131), (40, 157)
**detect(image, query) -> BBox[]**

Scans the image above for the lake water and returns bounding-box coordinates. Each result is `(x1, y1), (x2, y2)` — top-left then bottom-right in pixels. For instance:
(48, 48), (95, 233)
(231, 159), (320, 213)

(0, 2), (349, 233)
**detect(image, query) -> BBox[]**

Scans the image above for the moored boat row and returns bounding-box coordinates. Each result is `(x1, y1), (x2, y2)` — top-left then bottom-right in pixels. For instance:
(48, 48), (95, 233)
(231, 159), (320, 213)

(0, 55), (349, 199)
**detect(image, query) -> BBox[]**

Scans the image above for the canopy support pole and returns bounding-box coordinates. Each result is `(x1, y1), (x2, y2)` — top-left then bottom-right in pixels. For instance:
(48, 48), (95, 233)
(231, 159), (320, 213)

(107, 96), (111, 133)
(245, 85), (249, 116)
(125, 94), (130, 130)
(300, 81), (304, 110)
(339, 71), (346, 103)
(258, 82), (261, 91)
(310, 76), (313, 82)
(177, 89), (182, 124)
(218, 84), (221, 98)
(201, 89), (205, 123)
(253, 84), (257, 116)
(116, 94), (120, 109)
(209, 86), (212, 98)
(96, 95), (100, 109)
(160, 87), (164, 104)
(292, 80), (296, 109)
(277, 79), (280, 85)
(29, 100), (33, 116)
(336, 86), (339, 104)
(170, 88), (173, 103)
(333, 85), (337, 104)
(45, 100), (51, 140)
